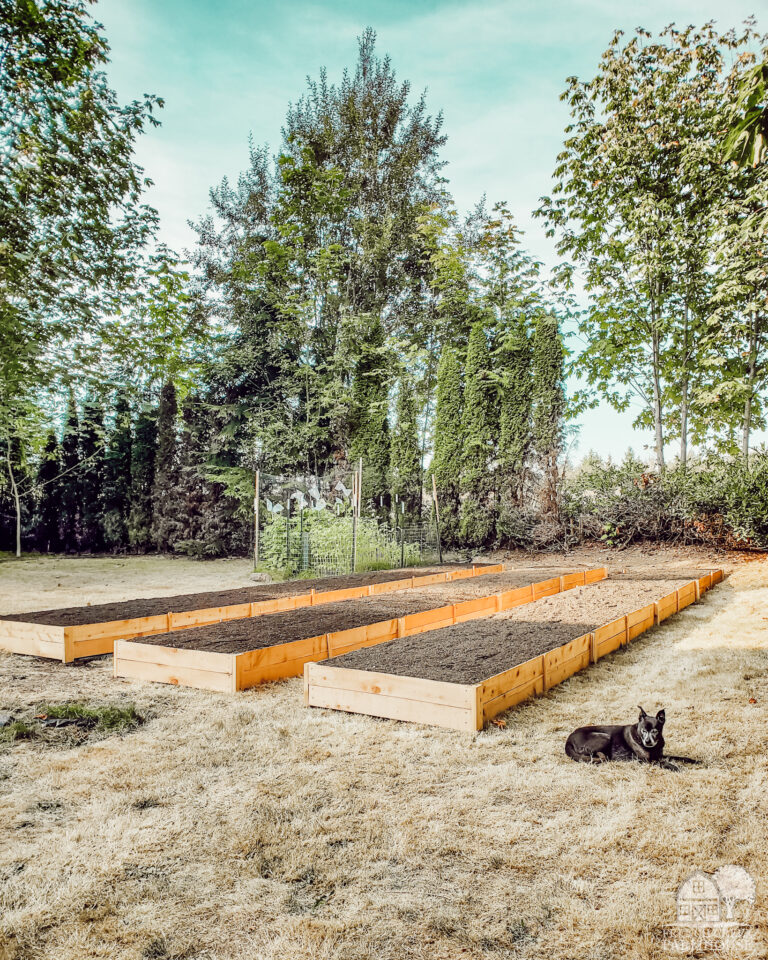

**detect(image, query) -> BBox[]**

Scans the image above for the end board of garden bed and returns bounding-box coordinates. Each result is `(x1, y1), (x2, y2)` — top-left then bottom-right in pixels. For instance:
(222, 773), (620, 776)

(114, 567), (608, 692)
(0, 563), (503, 663)
(304, 568), (724, 731)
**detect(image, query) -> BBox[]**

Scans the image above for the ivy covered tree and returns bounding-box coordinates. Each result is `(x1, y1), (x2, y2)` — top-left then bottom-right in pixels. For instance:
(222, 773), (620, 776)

(59, 392), (80, 552)
(531, 314), (566, 516)
(389, 372), (422, 516)
(459, 322), (496, 545)
(348, 316), (391, 509)
(33, 431), (62, 552)
(128, 407), (157, 552)
(151, 381), (180, 550)
(430, 347), (463, 544)
(79, 395), (106, 552)
(102, 389), (133, 550)
(496, 320), (532, 539)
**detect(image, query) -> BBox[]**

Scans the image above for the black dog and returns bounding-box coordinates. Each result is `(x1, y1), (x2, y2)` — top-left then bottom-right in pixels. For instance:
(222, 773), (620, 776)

(565, 706), (699, 770)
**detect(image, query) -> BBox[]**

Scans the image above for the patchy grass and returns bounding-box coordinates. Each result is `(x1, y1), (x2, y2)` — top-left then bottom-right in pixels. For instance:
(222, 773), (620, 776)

(0, 548), (765, 959)
(0, 721), (37, 744)
(36, 702), (142, 733)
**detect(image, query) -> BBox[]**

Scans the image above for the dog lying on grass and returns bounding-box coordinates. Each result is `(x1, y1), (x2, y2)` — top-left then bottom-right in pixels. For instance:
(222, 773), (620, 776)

(565, 706), (700, 770)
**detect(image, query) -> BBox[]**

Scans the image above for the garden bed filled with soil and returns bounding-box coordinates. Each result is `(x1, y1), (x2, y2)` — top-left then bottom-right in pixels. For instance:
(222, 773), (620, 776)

(329, 571), (705, 683)
(305, 568), (723, 731)
(131, 568), (582, 655)
(0, 565), (469, 627)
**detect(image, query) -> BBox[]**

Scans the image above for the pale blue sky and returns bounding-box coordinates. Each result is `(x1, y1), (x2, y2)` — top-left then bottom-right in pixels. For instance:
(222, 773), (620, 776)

(96, 0), (766, 460)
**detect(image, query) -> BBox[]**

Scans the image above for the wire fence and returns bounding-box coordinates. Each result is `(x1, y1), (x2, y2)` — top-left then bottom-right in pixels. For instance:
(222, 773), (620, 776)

(254, 467), (441, 577)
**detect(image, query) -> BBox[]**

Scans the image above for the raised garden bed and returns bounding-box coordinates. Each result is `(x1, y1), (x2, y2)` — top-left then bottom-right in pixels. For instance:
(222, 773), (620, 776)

(113, 567), (607, 692)
(304, 568), (724, 731)
(0, 563), (499, 663)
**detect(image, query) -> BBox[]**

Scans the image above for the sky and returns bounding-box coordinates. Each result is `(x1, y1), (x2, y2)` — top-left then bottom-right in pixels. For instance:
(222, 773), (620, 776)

(95, 0), (767, 461)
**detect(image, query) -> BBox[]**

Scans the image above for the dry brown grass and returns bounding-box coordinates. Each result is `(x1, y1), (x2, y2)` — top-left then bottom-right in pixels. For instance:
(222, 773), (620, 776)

(0, 548), (766, 959)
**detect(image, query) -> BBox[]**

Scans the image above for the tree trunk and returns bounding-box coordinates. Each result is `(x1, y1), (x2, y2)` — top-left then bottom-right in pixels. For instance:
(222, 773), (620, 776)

(742, 311), (758, 462)
(680, 305), (689, 468)
(651, 328), (665, 471)
(6, 439), (21, 558)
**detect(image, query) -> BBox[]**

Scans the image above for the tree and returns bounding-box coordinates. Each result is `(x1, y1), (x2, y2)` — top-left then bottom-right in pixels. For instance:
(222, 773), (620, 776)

(389, 372), (422, 516)
(348, 316), (391, 509)
(459, 322), (496, 545)
(531, 314), (565, 516)
(1, 0), (163, 541)
(151, 381), (180, 550)
(102, 389), (133, 549)
(79, 395), (106, 551)
(33, 431), (62, 552)
(59, 392), (80, 552)
(537, 24), (761, 469)
(713, 865), (756, 921)
(128, 407), (156, 552)
(724, 61), (768, 167)
(430, 347), (463, 544)
(496, 320), (532, 538)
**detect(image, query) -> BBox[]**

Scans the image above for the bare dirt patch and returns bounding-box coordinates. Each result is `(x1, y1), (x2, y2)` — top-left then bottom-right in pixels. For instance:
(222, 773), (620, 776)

(331, 572), (705, 682)
(132, 568), (579, 654)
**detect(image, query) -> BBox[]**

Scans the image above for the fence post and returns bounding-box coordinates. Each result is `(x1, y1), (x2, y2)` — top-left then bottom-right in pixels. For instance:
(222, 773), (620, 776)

(253, 470), (260, 570)
(431, 474), (443, 564)
(351, 468), (358, 574)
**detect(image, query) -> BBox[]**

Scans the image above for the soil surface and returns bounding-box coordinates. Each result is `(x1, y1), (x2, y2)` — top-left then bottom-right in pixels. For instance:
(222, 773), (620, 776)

(0, 564), (478, 627)
(132, 568), (582, 654)
(329, 571), (714, 684)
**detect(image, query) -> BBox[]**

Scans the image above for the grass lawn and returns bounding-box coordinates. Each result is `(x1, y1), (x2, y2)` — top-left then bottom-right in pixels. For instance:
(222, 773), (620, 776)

(0, 547), (766, 959)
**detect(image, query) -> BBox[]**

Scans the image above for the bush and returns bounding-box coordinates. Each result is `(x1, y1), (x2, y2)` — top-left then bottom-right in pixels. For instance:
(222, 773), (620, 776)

(562, 451), (768, 549)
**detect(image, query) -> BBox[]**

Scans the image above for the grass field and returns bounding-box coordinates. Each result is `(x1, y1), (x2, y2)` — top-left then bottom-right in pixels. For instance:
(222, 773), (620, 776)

(0, 547), (766, 960)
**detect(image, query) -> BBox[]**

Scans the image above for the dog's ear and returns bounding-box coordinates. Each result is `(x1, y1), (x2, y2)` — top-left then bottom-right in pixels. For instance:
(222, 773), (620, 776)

(656, 709), (665, 725)
(637, 705), (647, 719)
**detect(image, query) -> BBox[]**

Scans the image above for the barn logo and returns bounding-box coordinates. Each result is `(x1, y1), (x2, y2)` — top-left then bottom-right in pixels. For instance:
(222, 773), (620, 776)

(675, 866), (755, 927)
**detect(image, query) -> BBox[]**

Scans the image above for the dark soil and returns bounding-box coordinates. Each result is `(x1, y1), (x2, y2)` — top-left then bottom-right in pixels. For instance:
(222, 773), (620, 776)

(329, 572), (710, 684)
(132, 568), (581, 654)
(0, 564), (476, 627)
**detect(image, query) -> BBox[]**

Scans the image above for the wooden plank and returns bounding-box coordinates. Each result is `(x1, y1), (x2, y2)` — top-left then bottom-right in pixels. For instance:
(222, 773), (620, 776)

(114, 639), (234, 674)
(627, 604), (655, 641)
(446, 568), (475, 582)
(411, 573), (448, 589)
(594, 616), (627, 657)
(307, 663), (475, 709)
(66, 613), (169, 644)
(402, 605), (455, 634)
(115, 655), (235, 692)
(654, 591), (678, 624)
(0, 619), (66, 661)
(677, 582), (696, 611)
(545, 648), (591, 689)
(698, 572), (712, 594)
(499, 585), (534, 610)
(475, 563), (504, 576)
(533, 576), (561, 601)
(543, 633), (591, 674)
(327, 624), (367, 657)
(238, 652), (319, 687)
(453, 596), (497, 624)
(236, 633), (328, 671)
(711, 568), (723, 584)
(585, 567), (608, 585)
(307, 683), (476, 731)
(477, 655), (544, 703)
(70, 635), (118, 659)
(561, 571), (586, 591)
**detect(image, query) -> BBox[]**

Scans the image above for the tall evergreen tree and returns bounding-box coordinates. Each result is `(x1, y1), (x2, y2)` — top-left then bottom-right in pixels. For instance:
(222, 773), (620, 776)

(496, 320), (533, 539)
(33, 431), (62, 553)
(128, 407), (157, 552)
(349, 317), (391, 510)
(79, 395), (106, 551)
(430, 347), (463, 544)
(459, 322), (496, 545)
(103, 389), (133, 550)
(389, 373), (422, 516)
(59, 391), (80, 552)
(531, 314), (566, 516)
(151, 381), (180, 550)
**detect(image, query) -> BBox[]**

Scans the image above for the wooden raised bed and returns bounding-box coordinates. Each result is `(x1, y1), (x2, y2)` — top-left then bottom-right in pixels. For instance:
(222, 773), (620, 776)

(0, 563), (502, 664)
(304, 569), (724, 732)
(114, 567), (608, 692)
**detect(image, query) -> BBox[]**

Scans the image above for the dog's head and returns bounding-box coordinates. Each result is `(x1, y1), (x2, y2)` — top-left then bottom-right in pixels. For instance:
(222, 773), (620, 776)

(636, 705), (665, 748)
